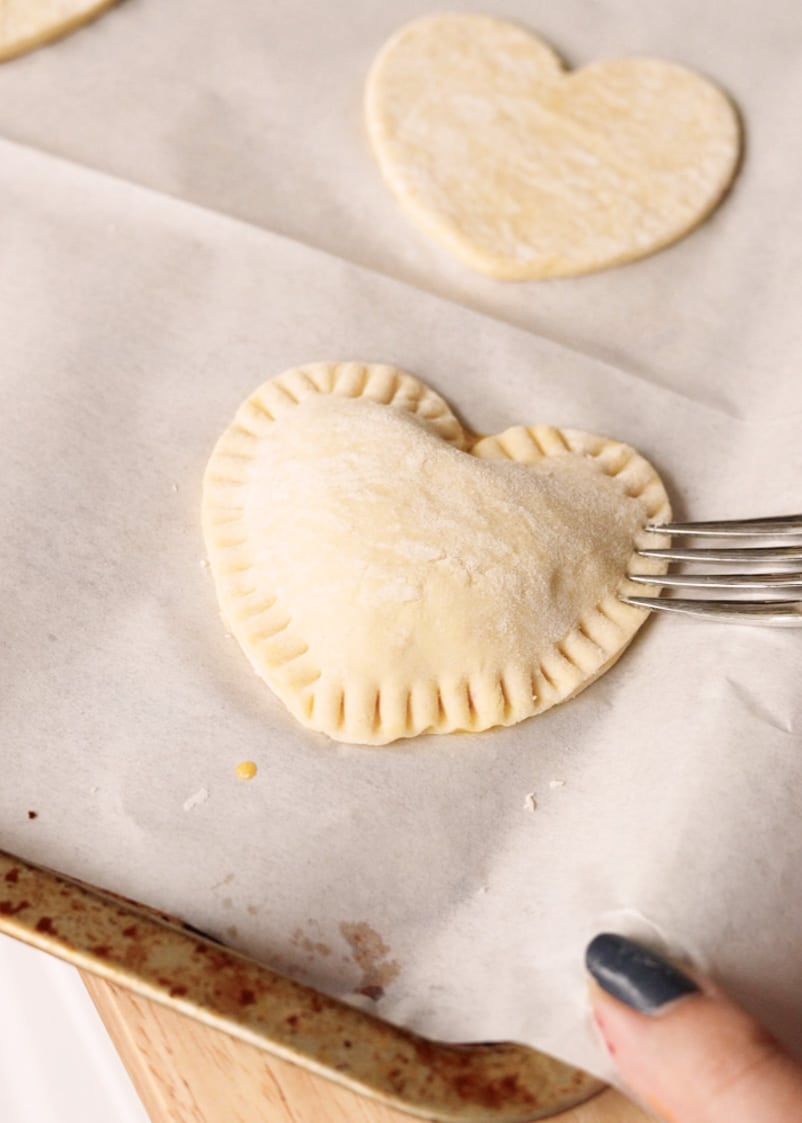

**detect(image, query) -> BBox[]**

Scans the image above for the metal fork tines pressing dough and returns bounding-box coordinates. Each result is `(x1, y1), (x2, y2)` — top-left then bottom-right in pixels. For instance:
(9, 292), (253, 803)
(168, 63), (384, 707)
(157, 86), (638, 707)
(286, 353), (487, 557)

(622, 514), (802, 626)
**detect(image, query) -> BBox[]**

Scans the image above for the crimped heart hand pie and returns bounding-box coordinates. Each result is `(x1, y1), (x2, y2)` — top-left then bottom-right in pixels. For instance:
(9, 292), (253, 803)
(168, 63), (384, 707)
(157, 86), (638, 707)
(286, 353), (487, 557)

(366, 13), (740, 279)
(203, 364), (670, 745)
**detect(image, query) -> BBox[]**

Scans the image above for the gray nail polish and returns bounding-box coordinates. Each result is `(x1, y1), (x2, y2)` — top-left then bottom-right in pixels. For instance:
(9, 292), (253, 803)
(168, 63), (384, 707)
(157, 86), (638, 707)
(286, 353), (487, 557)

(586, 933), (700, 1013)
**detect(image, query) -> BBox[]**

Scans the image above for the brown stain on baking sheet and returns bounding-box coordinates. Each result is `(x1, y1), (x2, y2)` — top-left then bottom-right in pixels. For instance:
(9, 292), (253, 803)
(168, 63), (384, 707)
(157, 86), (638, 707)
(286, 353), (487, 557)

(0, 899), (30, 916)
(340, 921), (401, 1001)
(292, 922), (333, 961)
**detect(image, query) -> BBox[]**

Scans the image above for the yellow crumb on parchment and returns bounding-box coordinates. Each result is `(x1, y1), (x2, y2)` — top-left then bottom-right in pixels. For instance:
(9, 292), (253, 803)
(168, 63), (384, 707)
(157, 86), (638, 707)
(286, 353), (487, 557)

(235, 761), (257, 781)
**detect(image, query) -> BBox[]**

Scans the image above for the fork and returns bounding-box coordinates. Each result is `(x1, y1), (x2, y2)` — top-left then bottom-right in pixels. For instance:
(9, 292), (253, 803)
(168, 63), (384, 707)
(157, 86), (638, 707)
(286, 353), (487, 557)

(622, 514), (802, 625)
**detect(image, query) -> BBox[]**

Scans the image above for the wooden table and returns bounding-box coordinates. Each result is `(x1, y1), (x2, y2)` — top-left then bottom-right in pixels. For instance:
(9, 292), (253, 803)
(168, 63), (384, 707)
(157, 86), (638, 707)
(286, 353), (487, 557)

(83, 974), (653, 1123)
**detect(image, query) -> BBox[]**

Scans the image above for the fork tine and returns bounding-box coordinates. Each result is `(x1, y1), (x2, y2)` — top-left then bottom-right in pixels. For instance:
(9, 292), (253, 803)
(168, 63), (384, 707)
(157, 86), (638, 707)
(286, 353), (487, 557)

(638, 545), (802, 567)
(622, 596), (802, 626)
(627, 571), (802, 590)
(645, 514), (802, 537)
(629, 514), (802, 623)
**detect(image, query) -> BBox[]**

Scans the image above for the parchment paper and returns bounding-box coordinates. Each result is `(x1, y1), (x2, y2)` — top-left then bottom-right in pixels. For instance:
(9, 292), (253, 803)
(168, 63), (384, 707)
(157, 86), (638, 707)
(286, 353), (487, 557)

(1, 0), (801, 1083)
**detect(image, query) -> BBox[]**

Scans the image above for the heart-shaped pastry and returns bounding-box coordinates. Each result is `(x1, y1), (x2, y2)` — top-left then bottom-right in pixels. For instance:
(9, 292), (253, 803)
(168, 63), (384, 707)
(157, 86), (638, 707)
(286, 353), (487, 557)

(0, 0), (118, 61)
(366, 13), (740, 279)
(203, 364), (671, 745)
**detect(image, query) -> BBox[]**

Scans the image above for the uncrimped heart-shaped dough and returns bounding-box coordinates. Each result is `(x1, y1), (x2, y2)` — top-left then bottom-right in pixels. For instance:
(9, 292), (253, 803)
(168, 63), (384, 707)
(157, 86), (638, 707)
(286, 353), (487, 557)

(366, 13), (740, 280)
(203, 363), (671, 745)
(0, 0), (118, 62)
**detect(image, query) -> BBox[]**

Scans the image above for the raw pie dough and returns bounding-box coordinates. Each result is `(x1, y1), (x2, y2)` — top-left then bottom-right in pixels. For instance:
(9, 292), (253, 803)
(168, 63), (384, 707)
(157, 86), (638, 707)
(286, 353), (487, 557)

(0, 0), (118, 60)
(365, 13), (741, 279)
(203, 364), (671, 745)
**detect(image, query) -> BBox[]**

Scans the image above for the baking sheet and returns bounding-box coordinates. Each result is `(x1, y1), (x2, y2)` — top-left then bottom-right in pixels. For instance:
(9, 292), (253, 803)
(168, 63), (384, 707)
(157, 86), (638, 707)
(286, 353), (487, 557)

(1, 0), (801, 1083)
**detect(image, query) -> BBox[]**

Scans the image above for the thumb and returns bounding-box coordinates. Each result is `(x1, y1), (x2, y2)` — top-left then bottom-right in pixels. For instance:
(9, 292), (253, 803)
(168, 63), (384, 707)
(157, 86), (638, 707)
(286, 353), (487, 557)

(586, 933), (802, 1123)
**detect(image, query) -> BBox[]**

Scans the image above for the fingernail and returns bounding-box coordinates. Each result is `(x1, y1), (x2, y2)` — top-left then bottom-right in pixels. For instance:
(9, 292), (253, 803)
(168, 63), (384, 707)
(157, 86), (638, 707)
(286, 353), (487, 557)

(586, 933), (699, 1014)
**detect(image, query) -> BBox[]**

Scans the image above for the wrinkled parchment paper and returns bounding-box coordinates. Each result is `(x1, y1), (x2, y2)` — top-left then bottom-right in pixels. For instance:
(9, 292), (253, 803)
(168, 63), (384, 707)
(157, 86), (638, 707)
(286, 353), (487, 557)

(1, 0), (800, 1082)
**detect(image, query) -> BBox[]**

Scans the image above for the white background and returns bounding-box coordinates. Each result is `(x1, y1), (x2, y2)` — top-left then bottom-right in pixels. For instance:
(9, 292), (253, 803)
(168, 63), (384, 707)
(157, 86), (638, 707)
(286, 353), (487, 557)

(0, 936), (148, 1123)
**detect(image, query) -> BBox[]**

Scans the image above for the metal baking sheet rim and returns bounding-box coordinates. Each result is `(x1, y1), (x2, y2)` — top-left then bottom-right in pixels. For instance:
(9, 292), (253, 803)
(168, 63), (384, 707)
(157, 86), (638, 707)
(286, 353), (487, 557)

(0, 848), (603, 1122)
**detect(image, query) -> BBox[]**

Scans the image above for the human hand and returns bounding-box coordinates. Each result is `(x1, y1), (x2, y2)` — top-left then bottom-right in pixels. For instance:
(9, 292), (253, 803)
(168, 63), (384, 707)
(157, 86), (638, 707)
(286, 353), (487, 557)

(586, 933), (802, 1123)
